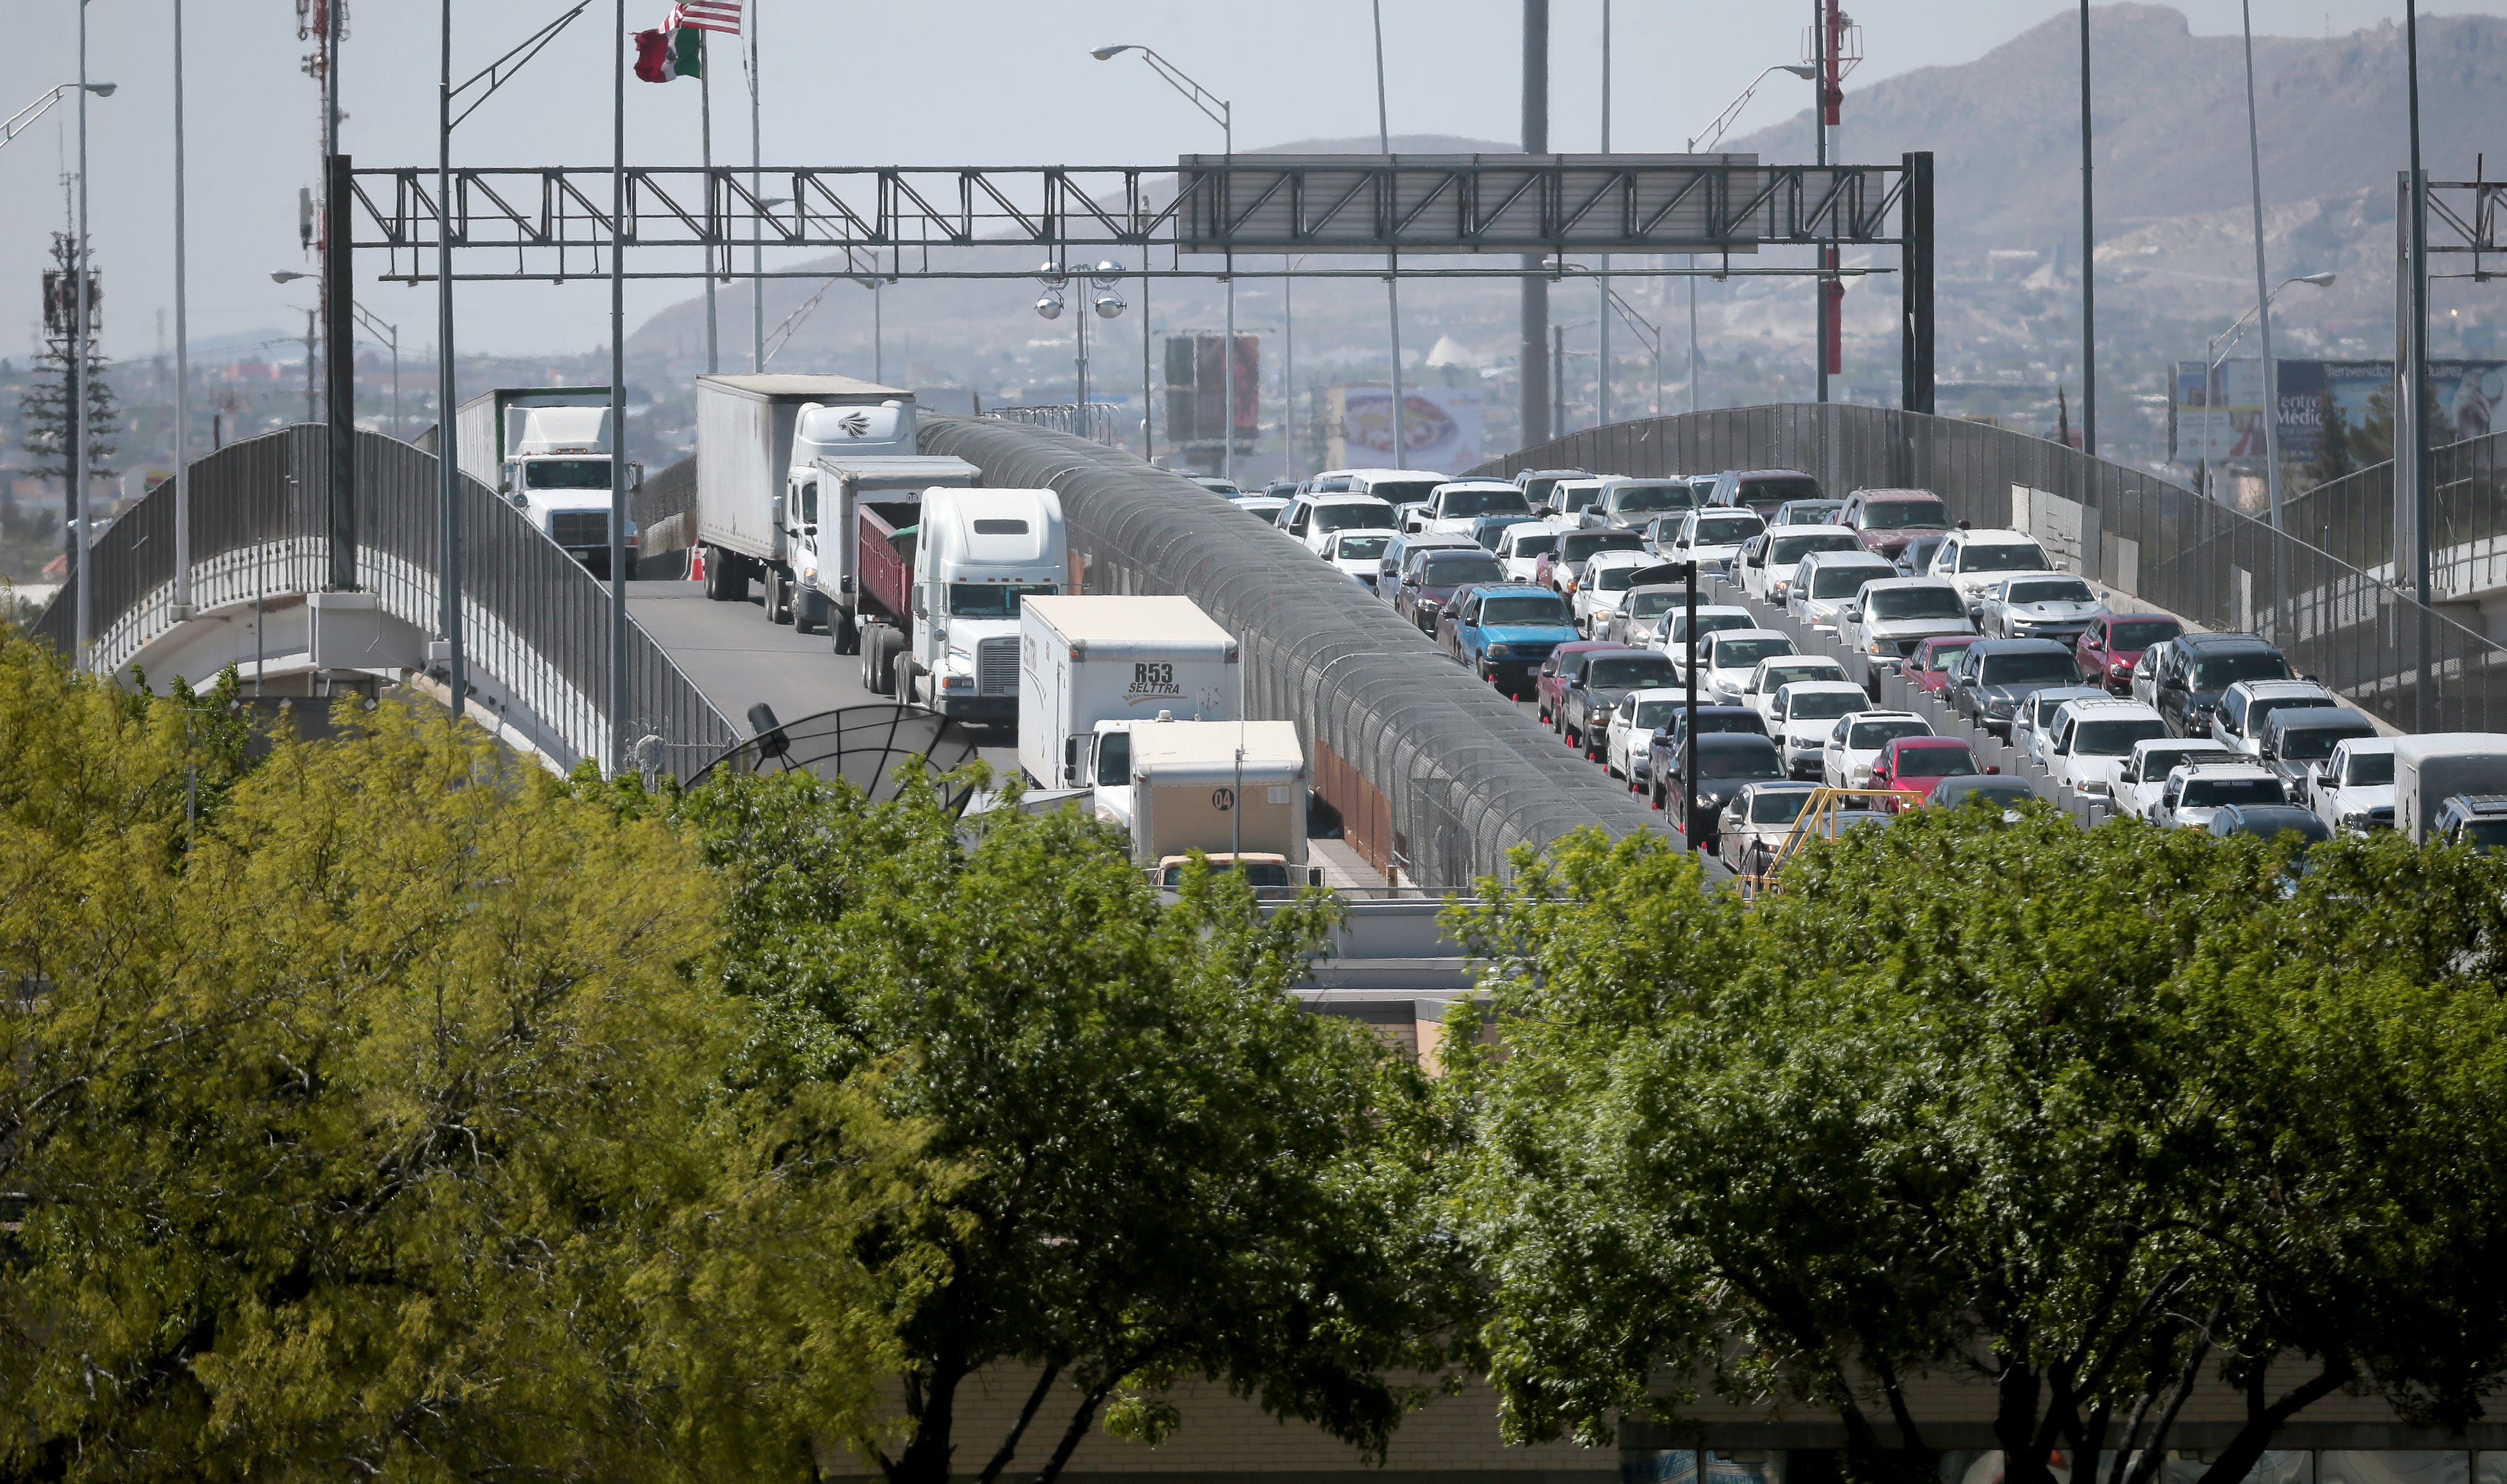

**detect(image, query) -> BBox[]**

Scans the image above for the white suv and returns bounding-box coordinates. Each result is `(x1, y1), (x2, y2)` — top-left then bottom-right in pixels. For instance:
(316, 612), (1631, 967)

(1822, 710), (1936, 790)
(2043, 698), (2169, 797)
(1925, 528), (2057, 614)
(1279, 493), (1399, 556)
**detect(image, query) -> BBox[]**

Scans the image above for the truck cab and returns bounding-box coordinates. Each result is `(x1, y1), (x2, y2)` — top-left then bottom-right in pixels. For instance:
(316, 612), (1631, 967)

(463, 393), (643, 578)
(886, 487), (1066, 721)
(793, 454), (981, 646)
(1084, 716), (1309, 872)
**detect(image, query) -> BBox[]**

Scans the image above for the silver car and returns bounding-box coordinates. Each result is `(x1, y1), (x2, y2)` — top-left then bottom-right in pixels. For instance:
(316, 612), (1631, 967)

(1977, 573), (2108, 642)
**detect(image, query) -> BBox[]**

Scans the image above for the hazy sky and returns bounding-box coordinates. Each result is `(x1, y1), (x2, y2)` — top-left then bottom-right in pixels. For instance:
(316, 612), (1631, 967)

(6, 1), (2498, 365)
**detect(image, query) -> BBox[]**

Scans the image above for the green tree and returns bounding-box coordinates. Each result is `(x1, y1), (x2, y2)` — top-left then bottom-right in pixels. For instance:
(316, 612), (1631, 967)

(685, 769), (1467, 1484)
(0, 679), (759, 1484)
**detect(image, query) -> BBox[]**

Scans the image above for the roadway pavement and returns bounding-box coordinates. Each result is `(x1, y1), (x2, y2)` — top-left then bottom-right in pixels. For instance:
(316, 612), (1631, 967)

(625, 578), (1019, 775)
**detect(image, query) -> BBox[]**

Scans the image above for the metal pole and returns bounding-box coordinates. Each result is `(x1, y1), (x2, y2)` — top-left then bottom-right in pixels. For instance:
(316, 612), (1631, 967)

(1597, 0), (1610, 430)
(1519, 0), (1549, 450)
(2240, 0), (2283, 534)
(304, 309), (320, 426)
(701, 56), (717, 373)
(1373, 0), (1405, 471)
(1553, 324), (1565, 437)
(1075, 281), (1088, 412)
(74, 1), (91, 660)
(2406, 0), (2433, 728)
(1683, 559), (1698, 849)
(1282, 254), (1292, 476)
(1223, 101), (1236, 483)
(873, 280), (883, 383)
(2078, 0), (2097, 458)
(173, 0), (191, 615)
(1814, 0), (1830, 407)
(325, 147), (357, 591)
(1142, 273), (1153, 462)
(1688, 263), (1701, 413)
(389, 326), (399, 438)
(438, 0), (464, 717)
(750, 3), (762, 372)
(610, 0), (630, 774)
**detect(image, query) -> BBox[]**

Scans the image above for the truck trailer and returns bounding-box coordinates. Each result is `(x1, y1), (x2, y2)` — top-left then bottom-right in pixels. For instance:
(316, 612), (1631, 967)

(1017, 595), (1241, 789)
(455, 387), (640, 577)
(2393, 733), (2507, 842)
(694, 373), (915, 624)
(853, 485), (1067, 723)
(1085, 715), (1310, 872)
(805, 455), (981, 649)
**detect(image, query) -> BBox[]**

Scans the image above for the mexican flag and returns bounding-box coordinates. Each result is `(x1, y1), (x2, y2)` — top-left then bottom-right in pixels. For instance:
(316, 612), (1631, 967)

(633, 22), (702, 82)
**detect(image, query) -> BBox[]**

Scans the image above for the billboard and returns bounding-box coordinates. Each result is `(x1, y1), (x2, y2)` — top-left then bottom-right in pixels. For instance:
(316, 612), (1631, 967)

(1326, 385), (1484, 472)
(1162, 334), (1258, 444)
(2171, 359), (2507, 469)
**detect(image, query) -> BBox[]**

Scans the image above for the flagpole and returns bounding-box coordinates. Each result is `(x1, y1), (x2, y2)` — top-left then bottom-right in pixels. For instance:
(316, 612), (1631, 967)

(749, 2), (762, 372)
(700, 33), (717, 375)
(610, 0), (630, 776)
(438, 0), (463, 717)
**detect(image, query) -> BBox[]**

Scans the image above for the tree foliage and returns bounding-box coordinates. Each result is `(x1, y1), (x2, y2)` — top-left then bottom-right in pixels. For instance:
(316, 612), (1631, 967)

(686, 769), (1469, 1484)
(1447, 802), (2507, 1484)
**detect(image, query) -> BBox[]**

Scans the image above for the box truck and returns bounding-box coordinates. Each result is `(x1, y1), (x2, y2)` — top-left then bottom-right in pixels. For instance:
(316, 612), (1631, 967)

(694, 373), (916, 623)
(2393, 733), (2507, 842)
(804, 455), (981, 650)
(1017, 596), (1242, 789)
(854, 486), (1066, 723)
(455, 387), (639, 577)
(1083, 715), (1312, 879)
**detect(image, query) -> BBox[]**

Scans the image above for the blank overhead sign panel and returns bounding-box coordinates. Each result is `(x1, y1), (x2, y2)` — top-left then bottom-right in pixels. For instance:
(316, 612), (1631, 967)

(1175, 154), (1910, 254)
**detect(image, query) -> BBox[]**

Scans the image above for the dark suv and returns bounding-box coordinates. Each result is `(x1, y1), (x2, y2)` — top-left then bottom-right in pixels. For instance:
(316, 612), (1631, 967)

(1947, 638), (2084, 738)
(1706, 469), (1821, 519)
(2150, 633), (2291, 738)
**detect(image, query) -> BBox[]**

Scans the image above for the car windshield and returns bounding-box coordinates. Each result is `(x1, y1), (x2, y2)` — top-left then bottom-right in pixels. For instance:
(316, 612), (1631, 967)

(1482, 594), (1571, 625)
(2033, 692), (2092, 724)
(1852, 719), (1933, 749)
(1787, 691), (1864, 721)
(1867, 587), (1967, 620)
(1960, 541), (2053, 573)
(1693, 515), (1763, 544)
(2460, 819), (2507, 851)
(1443, 489), (1527, 517)
(947, 582), (1057, 616)
(2193, 652), (2291, 689)
(1751, 790), (1814, 824)
(1978, 652), (2079, 685)
(1738, 477), (1821, 506)
(1712, 638), (1795, 669)
(1333, 533), (1391, 560)
(1508, 532), (1559, 558)
(1770, 532), (1861, 564)
(2248, 696), (2335, 731)
(1699, 744), (1784, 780)
(1894, 743), (1976, 777)
(1812, 565), (1887, 599)
(1421, 553), (1505, 585)
(1760, 662), (1845, 688)
(1587, 655), (1680, 689)
(1626, 591), (1680, 618)
(2278, 725), (2371, 761)
(1633, 701), (1683, 728)
(1369, 479), (1445, 505)
(1559, 487), (1604, 512)
(2075, 718), (2169, 755)
(2007, 578), (2096, 604)
(524, 458), (610, 490)
(1611, 483), (1692, 513)
(1560, 531), (1644, 562)
(1592, 565), (1641, 592)
(1674, 613), (1756, 642)
(1522, 476), (1574, 503)
(2109, 620), (2181, 650)
(2183, 777), (2288, 807)
(1315, 501), (1396, 532)
(2344, 753), (2396, 786)
(1860, 498), (1950, 530)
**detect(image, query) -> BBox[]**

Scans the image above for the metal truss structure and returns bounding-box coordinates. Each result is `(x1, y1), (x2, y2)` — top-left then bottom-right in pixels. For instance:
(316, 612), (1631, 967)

(2428, 177), (2505, 281)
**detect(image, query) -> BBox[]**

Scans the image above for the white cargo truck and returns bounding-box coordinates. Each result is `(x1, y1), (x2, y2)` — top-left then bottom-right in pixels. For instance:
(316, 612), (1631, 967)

(1017, 596), (1241, 789)
(798, 455), (981, 649)
(455, 387), (640, 577)
(2393, 733), (2507, 842)
(1085, 716), (1311, 876)
(694, 373), (916, 624)
(856, 486), (1067, 724)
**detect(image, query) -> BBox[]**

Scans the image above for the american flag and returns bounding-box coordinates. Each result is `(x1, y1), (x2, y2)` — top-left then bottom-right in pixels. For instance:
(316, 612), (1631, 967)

(671, 0), (742, 34)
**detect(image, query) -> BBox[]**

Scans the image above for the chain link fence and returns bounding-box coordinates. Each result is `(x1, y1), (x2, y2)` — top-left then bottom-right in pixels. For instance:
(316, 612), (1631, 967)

(1477, 404), (2507, 734)
(2279, 429), (2507, 600)
(983, 403), (1125, 445)
(32, 425), (739, 777)
(917, 415), (1665, 889)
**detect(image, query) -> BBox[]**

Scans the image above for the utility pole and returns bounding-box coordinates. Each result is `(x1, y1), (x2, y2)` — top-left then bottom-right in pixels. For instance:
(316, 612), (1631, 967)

(749, 4), (763, 372)
(1597, 0), (1610, 429)
(610, 0), (630, 774)
(2079, 0), (2097, 458)
(701, 44), (716, 373)
(1520, 0), (1549, 450)
(72, 1), (91, 657)
(173, 0), (192, 616)
(1373, 0), (1405, 469)
(2404, 0), (2433, 728)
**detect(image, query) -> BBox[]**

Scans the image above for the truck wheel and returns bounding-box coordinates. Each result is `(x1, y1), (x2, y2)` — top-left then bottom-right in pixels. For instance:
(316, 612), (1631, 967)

(702, 546), (733, 602)
(892, 652), (918, 706)
(794, 589), (823, 636)
(766, 571), (795, 626)
(865, 627), (900, 696)
(831, 605), (860, 655)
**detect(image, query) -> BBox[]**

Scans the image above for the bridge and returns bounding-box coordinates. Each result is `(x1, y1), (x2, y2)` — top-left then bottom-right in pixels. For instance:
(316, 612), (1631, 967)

(41, 405), (2507, 893)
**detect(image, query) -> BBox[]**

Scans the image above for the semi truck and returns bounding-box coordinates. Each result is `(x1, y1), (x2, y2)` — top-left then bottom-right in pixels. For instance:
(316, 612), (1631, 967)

(1016, 595), (1241, 789)
(1083, 715), (1312, 879)
(2393, 733), (2507, 842)
(854, 486), (1067, 723)
(455, 387), (640, 577)
(694, 373), (916, 623)
(806, 456), (982, 649)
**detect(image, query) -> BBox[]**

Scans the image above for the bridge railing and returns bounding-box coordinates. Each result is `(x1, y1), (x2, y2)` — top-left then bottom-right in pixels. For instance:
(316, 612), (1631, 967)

(918, 416), (1665, 890)
(2278, 429), (2507, 592)
(1479, 405), (2507, 733)
(34, 426), (738, 777)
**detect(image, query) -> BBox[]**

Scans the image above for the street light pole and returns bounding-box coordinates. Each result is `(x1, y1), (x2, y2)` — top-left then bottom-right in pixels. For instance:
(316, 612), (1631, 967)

(1372, 0), (1404, 469)
(74, 0), (92, 660)
(1687, 63), (1817, 424)
(173, 0), (192, 616)
(609, 0), (629, 776)
(2198, 272), (2335, 505)
(2239, 0), (2285, 535)
(437, 0), (463, 715)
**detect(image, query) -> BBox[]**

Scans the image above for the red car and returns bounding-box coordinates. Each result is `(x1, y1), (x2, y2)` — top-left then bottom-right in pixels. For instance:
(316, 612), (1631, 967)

(1534, 639), (1628, 727)
(1837, 488), (1954, 562)
(2074, 613), (2184, 696)
(1906, 634), (1981, 697)
(1871, 735), (1992, 807)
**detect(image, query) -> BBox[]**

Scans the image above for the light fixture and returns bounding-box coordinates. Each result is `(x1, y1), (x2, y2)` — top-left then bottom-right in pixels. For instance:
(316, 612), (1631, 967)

(1093, 289), (1125, 319)
(1035, 290), (1065, 320)
(1090, 45), (1136, 61)
(2294, 271), (2338, 288)
(1038, 258), (1069, 289)
(85, 82), (116, 96)
(1779, 64), (1817, 79)
(270, 270), (309, 284)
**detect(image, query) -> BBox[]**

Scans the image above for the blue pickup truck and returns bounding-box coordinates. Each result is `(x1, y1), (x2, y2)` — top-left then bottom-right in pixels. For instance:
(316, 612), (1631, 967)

(1439, 583), (1581, 698)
